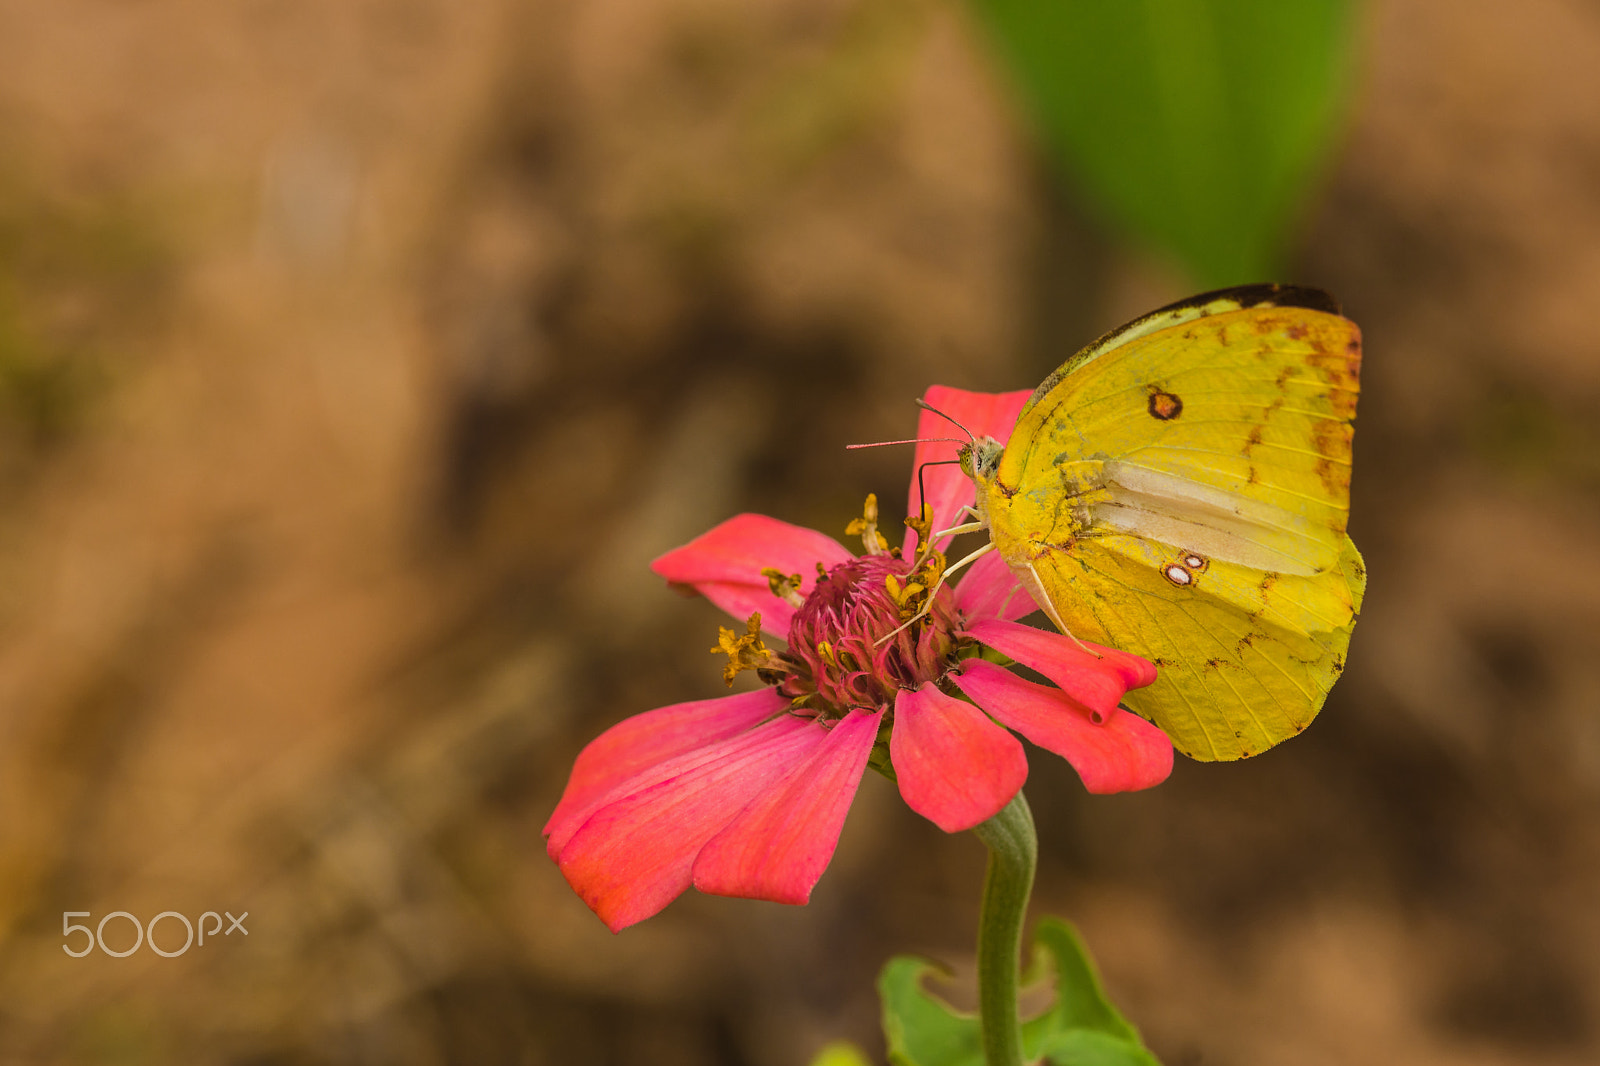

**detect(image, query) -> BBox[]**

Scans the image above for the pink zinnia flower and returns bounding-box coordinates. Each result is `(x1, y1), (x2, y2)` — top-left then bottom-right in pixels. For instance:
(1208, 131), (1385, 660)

(544, 386), (1173, 931)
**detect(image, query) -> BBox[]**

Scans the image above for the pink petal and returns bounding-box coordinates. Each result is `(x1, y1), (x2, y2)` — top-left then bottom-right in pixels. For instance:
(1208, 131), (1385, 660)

(904, 387), (1031, 555)
(652, 514), (854, 637)
(954, 659), (1173, 794)
(557, 714), (827, 932)
(953, 548), (1038, 623)
(693, 708), (883, 904)
(964, 618), (1157, 724)
(543, 688), (788, 860)
(890, 682), (1027, 833)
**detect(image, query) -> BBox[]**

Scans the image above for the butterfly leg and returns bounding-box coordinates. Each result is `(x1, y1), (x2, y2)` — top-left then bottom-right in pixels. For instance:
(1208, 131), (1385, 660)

(935, 540), (996, 599)
(910, 516), (987, 566)
(1021, 559), (1093, 654)
(935, 518), (987, 539)
(874, 541), (996, 645)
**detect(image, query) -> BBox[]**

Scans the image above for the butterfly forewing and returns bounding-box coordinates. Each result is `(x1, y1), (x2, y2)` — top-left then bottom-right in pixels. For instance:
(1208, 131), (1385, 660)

(984, 288), (1364, 761)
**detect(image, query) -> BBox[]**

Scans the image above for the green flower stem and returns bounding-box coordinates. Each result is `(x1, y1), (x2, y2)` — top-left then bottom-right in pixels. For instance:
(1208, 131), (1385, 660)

(970, 790), (1038, 1066)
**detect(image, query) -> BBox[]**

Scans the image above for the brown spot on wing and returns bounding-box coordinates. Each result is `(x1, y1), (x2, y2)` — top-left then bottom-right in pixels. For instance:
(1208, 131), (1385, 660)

(1306, 325), (1362, 420)
(1147, 388), (1183, 420)
(1311, 416), (1354, 497)
(1162, 563), (1195, 587)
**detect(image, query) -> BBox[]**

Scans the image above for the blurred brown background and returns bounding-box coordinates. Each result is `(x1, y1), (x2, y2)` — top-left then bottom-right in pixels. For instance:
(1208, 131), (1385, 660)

(0, 0), (1597, 1063)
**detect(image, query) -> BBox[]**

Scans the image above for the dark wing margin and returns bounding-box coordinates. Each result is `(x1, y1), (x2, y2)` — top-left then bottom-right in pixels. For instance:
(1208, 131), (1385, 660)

(1167, 283), (1343, 317)
(1025, 283), (1346, 411)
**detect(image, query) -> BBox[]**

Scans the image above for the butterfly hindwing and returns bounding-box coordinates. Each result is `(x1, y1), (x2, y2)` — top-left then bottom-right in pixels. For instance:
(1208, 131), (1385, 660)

(1018, 531), (1363, 759)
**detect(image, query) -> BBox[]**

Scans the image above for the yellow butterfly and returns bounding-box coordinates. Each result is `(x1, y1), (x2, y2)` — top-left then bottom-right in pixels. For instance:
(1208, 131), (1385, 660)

(960, 284), (1365, 761)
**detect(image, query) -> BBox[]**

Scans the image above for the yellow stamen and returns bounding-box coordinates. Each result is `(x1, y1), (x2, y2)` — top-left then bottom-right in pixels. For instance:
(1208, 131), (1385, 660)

(844, 493), (890, 555)
(712, 613), (772, 686)
(903, 503), (935, 563)
(761, 567), (806, 608)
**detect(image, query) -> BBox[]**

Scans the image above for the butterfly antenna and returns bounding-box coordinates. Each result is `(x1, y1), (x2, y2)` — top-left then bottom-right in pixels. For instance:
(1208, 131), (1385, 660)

(912, 458), (963, 524)
(845, 437), (967, 450)
(914, 399), (975, 443)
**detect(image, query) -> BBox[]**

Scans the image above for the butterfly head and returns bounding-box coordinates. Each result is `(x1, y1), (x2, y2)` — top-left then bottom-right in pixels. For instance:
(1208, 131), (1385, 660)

(959, 436), (1005, 487)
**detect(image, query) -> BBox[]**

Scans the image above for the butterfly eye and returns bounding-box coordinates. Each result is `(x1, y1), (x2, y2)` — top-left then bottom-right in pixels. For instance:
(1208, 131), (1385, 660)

(970, 437), (1004, 479)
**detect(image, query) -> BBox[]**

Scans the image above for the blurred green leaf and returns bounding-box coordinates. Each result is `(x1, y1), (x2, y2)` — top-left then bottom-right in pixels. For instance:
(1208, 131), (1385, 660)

(878, 918), (1159, 1066)
(880, 956), (984, 1066)
(969, 0), (1356, 286)
(1023, 920), (1161, 1066)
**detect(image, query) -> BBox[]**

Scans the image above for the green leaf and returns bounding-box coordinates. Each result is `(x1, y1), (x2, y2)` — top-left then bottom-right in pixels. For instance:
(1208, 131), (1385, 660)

(877, 919), (1160, 1066)
(1021, 920), (1141, 1042)
(1036, 1030), (1162, 1066)
(968, 0), (1356, 286)
(1022, 921), (1161, 1066)
(879, 957), (985, 1066)
(809, 1042), (876, 1066)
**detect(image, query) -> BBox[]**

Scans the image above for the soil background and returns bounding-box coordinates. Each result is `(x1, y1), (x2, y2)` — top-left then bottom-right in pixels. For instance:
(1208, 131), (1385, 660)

(1, 1), (1598, 1063)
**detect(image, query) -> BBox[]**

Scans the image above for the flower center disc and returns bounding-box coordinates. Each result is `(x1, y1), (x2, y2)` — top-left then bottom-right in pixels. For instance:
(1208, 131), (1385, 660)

(782, 553), (958, 715)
